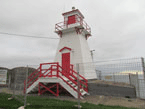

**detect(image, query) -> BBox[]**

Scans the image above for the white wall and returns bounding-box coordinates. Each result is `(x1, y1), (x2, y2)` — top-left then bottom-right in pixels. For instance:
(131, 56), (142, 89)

(54, 29), (97, 79)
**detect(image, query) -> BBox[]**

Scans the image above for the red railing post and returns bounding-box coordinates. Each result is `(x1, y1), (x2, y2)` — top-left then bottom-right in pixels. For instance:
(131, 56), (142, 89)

(51, 65), (52, 77)
(57, 83), (59, 97)
(57, 63), (59, 77)
(40, 64), (42, 77)
(55, 14), (91, 36)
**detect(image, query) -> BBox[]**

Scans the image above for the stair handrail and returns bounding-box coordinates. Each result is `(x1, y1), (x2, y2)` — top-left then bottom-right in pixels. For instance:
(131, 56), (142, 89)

(40, 62), (59, 77)
(24, 62), (88, 96)
(40, 63), (58, 77)
(40, 67), (52, 77)
(58, 76), (82, 96)
(24, 67), (40, 93)
(58, 65), (84, 96)
(39, 63), (82, 96)
(27, 67), (40, 79)
(58, 67), (82, 96)
(60, 66), (87, 91)
(70, 68), (88, 83)
(58, 64), (88, 92)
(69, 64), (88, 87)
(70, 68), (88, 92)
(69, 69), (88, 92)
(27, 72), (40, 88)
(24, 62), (59, 93)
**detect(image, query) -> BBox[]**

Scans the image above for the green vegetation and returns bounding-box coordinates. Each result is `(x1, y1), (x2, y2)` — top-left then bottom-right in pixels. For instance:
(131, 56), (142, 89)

(0, 93), (138, 109)
(0, 93), (23, 109)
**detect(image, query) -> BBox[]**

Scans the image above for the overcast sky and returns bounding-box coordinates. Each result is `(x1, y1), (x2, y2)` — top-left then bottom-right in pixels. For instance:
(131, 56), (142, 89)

(0, 0), (145, 68)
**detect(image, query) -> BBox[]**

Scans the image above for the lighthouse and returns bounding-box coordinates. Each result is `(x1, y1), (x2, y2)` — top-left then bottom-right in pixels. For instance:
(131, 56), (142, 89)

(54, 8), (97, 79)
(25, 8), (95, 98)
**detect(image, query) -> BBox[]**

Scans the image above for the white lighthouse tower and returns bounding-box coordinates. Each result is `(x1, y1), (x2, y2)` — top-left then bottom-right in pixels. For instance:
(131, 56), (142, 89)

(54, 8), (96, 79)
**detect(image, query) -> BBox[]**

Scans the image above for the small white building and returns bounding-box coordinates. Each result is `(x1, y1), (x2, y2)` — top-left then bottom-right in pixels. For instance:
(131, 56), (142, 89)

(54, 8), (97, 79)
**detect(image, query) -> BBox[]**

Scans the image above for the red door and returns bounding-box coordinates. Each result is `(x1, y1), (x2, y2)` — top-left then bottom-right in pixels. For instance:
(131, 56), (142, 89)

(62, 53), (70, 77)
(67, 15), (76, 25)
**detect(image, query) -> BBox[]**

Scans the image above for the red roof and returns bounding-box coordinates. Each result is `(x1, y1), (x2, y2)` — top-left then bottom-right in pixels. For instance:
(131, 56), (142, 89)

(62, 9), (84, 18)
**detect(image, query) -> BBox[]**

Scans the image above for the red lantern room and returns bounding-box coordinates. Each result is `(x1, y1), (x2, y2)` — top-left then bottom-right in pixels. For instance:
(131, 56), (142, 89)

(55, 8), (91, 39)
(62, 8), (84, 25)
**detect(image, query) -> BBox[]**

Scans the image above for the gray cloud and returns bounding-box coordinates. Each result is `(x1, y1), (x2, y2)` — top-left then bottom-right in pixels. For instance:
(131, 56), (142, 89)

(0, 0), (145, 68)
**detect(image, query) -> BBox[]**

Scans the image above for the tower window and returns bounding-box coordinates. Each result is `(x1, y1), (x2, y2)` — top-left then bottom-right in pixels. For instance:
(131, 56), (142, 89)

(67, 15), (76, 25)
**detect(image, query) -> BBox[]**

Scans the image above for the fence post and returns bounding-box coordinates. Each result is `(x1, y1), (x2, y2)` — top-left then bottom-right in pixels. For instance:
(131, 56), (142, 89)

(95, 70), (97, 79)
(99, 71), (102, 80)
(113, 73), (115, 83)
(24, 65), (28, 107)
(136, 72), (140, 98)
(95, 70), (101, 80)
(8, 74), (11, 89)
(13, 69), (17, 98)
(76, 63), (81, 109)
(129, 73), (131, 86)
(141, 57), (145, 79)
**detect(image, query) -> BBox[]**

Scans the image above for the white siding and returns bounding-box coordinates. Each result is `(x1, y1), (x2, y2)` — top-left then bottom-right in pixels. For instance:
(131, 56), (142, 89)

(54, 29), (97, 79)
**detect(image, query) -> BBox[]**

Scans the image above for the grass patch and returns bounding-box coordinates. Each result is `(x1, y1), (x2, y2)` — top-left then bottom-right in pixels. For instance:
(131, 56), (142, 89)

(0, 93), (24, 109)
(0, 93), (138, 109)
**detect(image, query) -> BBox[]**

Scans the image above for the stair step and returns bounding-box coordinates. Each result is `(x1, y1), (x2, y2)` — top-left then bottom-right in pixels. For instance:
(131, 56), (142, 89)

(70, 82), (73, 85)
(73, 87), (85, 94)
(27, 72), (88, 99)
(72, 84), (76, 87)
(61, 76), (68, 80)
(81, 91), (87, 95)
(67, 80), (70, 82)
(68, 81), (74, 85)
(80, 89), (84, 93)
(32, 88), (37, 91)
(74, 85), (77, 87)
(43, 83), (47, 85)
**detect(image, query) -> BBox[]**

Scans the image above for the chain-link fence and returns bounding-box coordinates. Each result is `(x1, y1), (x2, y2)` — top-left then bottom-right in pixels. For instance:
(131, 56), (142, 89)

(78, 57), (145, 99)
(96, 72), (132, 84)
(26, 65), (40, 94)
(7, 64), (40, 108)
(0, 57), (144, 109)
(0, 69), (8, 87)
(7, 66), (28, 107)
(138, 79), (145, 99)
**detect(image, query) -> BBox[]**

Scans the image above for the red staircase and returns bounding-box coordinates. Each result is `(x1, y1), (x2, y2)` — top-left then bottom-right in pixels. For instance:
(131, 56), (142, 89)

(24, 62), (88, 98)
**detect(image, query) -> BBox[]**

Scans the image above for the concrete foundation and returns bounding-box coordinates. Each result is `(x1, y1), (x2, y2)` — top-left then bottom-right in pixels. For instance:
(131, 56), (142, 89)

(88, 83), (136, 98)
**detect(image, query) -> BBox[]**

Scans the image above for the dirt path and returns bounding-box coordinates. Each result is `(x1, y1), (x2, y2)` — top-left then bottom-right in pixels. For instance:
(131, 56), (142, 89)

(46, 95), (145, 109)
